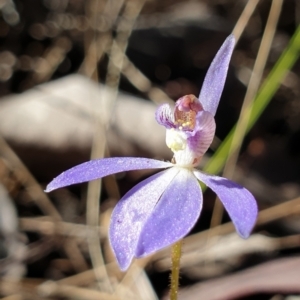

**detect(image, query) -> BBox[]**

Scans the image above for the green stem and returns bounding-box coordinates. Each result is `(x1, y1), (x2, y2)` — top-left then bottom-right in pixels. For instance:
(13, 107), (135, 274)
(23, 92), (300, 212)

(170, 240), (182, 300)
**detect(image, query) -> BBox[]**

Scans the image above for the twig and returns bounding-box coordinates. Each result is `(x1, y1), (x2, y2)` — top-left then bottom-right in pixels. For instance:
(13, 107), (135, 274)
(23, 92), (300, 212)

(37, 281), (120, 300)
(57, 263), (119, 286)
(153, 195), (300, 261)
(0, 136), (61, 221)
(63, 238), (89, 273)
(19, 217), (106, 239)
(155, 234), (300, 271)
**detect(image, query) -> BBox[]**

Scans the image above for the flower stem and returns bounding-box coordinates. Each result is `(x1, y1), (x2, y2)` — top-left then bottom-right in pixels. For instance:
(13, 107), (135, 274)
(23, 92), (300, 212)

(170, 240), (182, 300)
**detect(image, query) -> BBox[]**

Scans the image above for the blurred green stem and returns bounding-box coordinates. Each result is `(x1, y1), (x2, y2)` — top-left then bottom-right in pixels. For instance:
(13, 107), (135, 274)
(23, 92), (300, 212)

(170, 240), (182, 300)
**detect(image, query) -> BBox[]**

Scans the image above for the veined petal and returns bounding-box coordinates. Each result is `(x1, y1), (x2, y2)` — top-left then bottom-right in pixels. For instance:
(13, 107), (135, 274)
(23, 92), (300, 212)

(109, 167), (179, 271)
(155, 103), (175, 129)
(186, 110), (216, 159)
(135, 168), (202, 257)
(198, 34), (235, 116)
(46, 157), (173, 192)
(194, 170), (257, 238)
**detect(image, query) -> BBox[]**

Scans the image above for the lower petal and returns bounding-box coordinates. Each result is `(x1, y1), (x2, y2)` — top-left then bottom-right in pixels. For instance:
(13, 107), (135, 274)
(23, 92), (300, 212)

(194, 171), (257, 238)
(109, 167), (179, 271)
(135, 168), (202, 257)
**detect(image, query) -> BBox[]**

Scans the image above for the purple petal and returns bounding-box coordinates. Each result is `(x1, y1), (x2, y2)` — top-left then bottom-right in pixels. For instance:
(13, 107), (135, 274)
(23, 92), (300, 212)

(194, 171), (257, 238)
(198, 34), (235, 116)
(46, 157), (173, 192)
(109, 167), (179, 271)
(155, 103), (175, 129)
(186, 110), (216, 158)
(135, 168), (202, 257)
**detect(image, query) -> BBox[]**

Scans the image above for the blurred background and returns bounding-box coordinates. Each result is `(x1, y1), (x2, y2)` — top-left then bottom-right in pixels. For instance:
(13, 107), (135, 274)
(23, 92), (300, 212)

(0, 0), (300, 299)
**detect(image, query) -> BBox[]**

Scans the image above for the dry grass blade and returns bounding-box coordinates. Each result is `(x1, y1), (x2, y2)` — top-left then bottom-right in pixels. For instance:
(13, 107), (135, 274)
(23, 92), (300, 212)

(225, 0), (283, 179)
(110, 43), (174, 105)
(0, 278), (44, 299)
(63, 238), (90, 273)
(232, 0), (260, 42)
(86, 126), (110, 292)
(155, 233), (300, 273)
(56, 262), (119, 286)
(33, 37), (72, 83)
(19, 217), (106, 239)
(153, 195), (300, 263)
(37, 281), (120, 300)
(210, 0), (283, 231)
(176, 257), (300, 300)
(84, 0), (121, 292)
(79, 33), (112, 78)
(106, 0), (146, 97)
(114, 262), (158, 300)
(84, 0), (147, 295)
(0, 295), (22, 300)
(0, 135), (61, 221)
(80, 0), (124, 79)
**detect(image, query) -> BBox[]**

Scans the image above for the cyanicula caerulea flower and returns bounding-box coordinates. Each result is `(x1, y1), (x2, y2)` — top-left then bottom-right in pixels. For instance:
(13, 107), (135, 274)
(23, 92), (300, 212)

(46, 34), (257, 271)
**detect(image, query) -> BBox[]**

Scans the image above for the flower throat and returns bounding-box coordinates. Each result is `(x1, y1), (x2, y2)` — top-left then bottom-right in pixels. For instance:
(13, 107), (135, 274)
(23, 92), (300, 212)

(174, 94), (203, 131)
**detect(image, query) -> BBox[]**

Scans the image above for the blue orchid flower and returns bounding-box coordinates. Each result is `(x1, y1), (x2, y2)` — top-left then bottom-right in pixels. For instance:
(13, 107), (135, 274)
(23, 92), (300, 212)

(46, 34), (258, 271)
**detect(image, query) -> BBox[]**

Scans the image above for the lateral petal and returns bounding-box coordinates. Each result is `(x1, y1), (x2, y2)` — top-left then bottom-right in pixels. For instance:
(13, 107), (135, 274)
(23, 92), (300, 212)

(194, 171), (257, 238)
(186, 110), (216, 159)
(46, 157), (173, 192)
(135, 168), (202, 257)
(198, 34), (235, 116)
(155, 103), (175, 129)
(109, 167), (179, 271)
